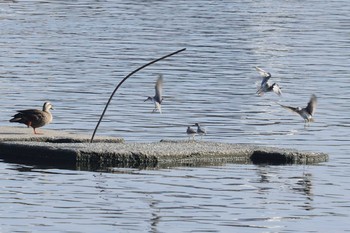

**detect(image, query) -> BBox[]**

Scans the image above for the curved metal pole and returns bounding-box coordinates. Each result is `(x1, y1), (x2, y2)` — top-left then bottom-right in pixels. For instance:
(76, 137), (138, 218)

(90, 48), (186, 143)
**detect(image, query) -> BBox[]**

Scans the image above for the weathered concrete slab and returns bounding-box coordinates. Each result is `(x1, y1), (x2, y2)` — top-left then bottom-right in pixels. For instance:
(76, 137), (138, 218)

(0, 126), (328, 170)
(0, 126), (123, 143)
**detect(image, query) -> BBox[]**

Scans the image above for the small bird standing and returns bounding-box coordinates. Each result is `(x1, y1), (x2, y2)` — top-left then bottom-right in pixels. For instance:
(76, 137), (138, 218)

(193, 123), (206, 139)
(255, 66), (282, 96)
(9, 102), (53, 134)
(144, 74), (163, 113)
(186, 126), (197, 141)
(278, 94), (317, 124)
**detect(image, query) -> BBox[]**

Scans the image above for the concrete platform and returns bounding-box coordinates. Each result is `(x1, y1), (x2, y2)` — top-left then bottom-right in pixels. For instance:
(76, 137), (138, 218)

(0, 126), (123, 143)
(0, 126), (328, 170)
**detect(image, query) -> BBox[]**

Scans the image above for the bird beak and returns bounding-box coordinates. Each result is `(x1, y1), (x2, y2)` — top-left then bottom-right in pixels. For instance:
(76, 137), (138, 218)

(144, 97), (150, 102)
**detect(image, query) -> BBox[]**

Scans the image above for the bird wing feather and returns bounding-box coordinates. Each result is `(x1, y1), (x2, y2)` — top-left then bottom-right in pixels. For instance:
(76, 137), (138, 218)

(17, 109), (42, 115)
(255, 66), (271, 79)
(278, 104), (299, 114)
(272, 84), (282, 96)
(154, 75), (163, 103)
(18, 109), (44, 122)
(10, 109), (43, 124)
(305, 94), (317, 116)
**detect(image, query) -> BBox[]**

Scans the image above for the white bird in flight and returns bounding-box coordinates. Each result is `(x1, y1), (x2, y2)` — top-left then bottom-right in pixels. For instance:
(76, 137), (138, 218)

(255, 66), (282, 96)
(144, 74), (164, 113)
(278, 94), (317, 123)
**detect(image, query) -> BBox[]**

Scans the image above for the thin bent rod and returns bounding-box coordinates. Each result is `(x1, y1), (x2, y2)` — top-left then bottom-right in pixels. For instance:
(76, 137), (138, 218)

(90, 48), (186, 143)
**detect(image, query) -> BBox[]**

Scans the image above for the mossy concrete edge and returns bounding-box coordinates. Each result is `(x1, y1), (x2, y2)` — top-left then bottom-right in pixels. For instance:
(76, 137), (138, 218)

(0, 140), (328, 170)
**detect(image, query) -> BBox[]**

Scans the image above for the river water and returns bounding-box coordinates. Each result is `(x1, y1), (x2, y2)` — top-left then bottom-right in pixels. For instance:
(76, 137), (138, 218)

(0, 0), (349, 232)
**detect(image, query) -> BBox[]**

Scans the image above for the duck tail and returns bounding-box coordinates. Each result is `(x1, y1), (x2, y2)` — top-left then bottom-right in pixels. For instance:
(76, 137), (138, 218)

(9, 117), (21, 123)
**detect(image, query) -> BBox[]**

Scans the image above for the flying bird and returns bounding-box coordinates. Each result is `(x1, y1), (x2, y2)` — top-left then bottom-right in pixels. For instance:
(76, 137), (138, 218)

(9, 102), (53, 134)
(278, 94), (317, 123)
(255, 66), (282, 96)
(144, 74), (163, 113)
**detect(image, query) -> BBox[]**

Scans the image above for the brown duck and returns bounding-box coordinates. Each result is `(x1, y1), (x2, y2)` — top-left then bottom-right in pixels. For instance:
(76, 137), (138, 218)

(9, 102), (53, 134)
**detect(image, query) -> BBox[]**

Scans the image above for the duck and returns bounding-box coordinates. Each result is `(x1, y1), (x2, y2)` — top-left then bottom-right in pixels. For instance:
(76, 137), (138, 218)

(255, 66), (282, 96)
(9, 102), (53, 134)
(278, 94), (317, 123)
(144, 74), (164, 113)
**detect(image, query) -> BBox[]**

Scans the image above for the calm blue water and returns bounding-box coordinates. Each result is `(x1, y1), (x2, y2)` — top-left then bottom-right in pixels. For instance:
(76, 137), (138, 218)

(0, 0), (350, 232)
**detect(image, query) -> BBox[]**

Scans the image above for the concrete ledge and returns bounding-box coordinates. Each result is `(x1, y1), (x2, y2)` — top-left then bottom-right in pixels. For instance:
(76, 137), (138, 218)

(0, 126), (123, 143)
(0, 126), (328, 170)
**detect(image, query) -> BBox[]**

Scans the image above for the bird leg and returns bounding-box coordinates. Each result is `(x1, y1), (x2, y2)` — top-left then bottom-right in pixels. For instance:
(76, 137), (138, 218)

(33, 128), (43, 135)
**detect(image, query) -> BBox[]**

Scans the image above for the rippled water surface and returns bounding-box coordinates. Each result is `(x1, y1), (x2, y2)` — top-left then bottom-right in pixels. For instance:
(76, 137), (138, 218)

(1, 0), (350, 232)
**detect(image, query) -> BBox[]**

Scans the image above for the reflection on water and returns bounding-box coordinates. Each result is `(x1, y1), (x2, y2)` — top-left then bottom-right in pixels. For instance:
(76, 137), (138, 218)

(0, 162), (345, 233)
(1, 0), (350, 232)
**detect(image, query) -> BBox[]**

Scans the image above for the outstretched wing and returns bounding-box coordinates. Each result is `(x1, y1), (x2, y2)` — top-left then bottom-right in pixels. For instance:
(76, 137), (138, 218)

(272, 83), (282, 96)
(154, 74), (163, 103)
(255, 66), (271, 78)
(305, 94), (317, 116)
(278, 103), (299, 114)
(255, 66), (271, 87)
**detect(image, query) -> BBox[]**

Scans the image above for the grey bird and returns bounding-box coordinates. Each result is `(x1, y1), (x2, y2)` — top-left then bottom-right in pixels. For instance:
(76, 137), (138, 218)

(193, 123), (206, 139)
(9, 102), (53, 134)
(278, 94), (317, 123)
(144, 74), (163, 113)
(255, 66), (282, 96)
(186, 126), (197, 140)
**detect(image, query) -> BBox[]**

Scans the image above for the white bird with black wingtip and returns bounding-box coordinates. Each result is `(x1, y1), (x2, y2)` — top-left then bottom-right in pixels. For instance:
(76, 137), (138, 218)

(255, 66), (282, 96)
